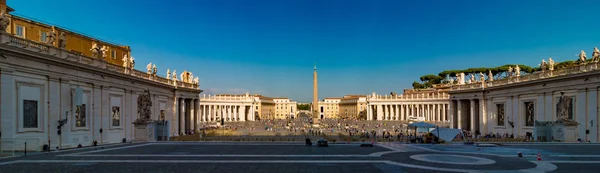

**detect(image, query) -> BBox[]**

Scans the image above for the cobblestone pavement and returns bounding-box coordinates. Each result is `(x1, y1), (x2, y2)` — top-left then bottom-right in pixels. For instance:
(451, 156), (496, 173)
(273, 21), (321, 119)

(1, 142), (598, 173)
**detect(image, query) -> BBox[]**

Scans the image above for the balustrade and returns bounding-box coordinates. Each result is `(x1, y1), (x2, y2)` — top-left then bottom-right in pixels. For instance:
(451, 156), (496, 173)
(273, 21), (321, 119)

(451, 62), (599, 91)
(2, 33), (199, 89)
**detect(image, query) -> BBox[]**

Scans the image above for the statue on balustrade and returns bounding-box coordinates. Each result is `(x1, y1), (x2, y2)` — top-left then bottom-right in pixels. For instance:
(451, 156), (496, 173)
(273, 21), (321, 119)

(180, 71), (186, 83)
(172, 70), (177, 81)
(146, 62), (152, 75)
(152, 64), (157, 75)
(46, 29), (57, 45)
(514, 65), (521, 77)
(166, 69), (171, 80)
(122, 55), (129, 68)
(579, 50), (587, 64)
(58, 32), (67, 48)
(548, 58), (555, 71)
(488, 70), (494, 81)
(540, 59), (547, 72)
(507, 66), (513, 78)
(129, 56), (135, 69)
(479, 72), (484, 82)
(100, 45), (109, 58)
(194, 77), (199, 84)
(469, 73), (475, 83)
(448, 76), (454, 85)
(592, 47), (600, 63)
(0, 11), (10, 32)
(90, 42), (101, 58)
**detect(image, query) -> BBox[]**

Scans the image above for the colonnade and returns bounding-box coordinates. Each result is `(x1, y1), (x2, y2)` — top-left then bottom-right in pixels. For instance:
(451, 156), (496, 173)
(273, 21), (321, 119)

(175, 98), (200, 134)
(367, 103), (448, 122)
(198, 104), (255, 123)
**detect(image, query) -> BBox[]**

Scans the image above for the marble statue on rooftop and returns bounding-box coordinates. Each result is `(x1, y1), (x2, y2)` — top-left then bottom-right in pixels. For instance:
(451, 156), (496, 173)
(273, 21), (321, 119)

(189, 74), (194, 83)
(469, 73), (475, 83)
(166, 69), (171, 80)
(488, 70), (494, 81)
(448, 76), (454, 85)
(122, 55), (128, 67)
(515, 65), (521, 77)
(152, 64), (157, 75)
(540, 59), (547, 71)
(592, 47), (600, 63)
(121, 55), (129, 73)
(180, 71), (186, 83)
(548, 58), (555, 71)
(479, 72), (484, 82)
(146, 62), (152, 75)
(100, 45), (109, 58)
(58, 32), (66, 48)
(129, 56), (135, 69)
(172, 70), (177, 81)
(0, 11), (10, 32)
(46, 29), (57, 45)
(507, 66), (513, 78)
(579, 50), (587, 64)
(194, 77), (199, 84)
(90, 42), (101, 58)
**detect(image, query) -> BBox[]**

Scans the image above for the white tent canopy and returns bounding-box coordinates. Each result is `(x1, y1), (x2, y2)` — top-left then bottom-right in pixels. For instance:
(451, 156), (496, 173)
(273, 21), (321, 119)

(407, 122), (437, 128)
(430, 127), (463, 142)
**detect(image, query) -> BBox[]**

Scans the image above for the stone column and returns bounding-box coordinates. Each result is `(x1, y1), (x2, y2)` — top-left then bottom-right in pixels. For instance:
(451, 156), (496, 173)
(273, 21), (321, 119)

(449, 101), (454, 128)
(207, 105), (211, 122)
(457, 100), (462, 129)
(179, 98), (185, 134)
(479, 99), (487, 134)
(240, 105), (246, 121)
(226, 105), (231, 121)
(386, 105), (390, 120)
(377, 105), (383, 121)
(435, 104), (439, 122)
(470, 99), (476, 132)
(234, 106), (239, 121)
(203, 105), (207, 122)
(366, 105), (371, 120)
(190, 99), (196, 131)
(173, 97), (179, 135)
(394, 105), (398, 120)
(410, 104), (414, 118)
(443, 103), (447, 122)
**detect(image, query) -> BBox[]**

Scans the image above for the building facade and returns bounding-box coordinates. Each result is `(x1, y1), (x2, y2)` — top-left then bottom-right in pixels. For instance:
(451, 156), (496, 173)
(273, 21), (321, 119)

(274, 98), (297, 119)
(339, 95), (367, 120)
(0, 2), (201, 150)
(448, 58), (600, 142)
(318, 98), (341, 119)
(366, 90), (450, 124)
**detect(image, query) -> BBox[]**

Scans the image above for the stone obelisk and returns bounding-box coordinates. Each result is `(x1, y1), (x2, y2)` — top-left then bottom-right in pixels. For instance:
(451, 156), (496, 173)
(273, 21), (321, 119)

(312, 65), (319, 124)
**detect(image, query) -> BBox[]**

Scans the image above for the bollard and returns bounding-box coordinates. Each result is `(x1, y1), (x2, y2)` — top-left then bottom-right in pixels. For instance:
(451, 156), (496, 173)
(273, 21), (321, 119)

(24, 142), (27, 156)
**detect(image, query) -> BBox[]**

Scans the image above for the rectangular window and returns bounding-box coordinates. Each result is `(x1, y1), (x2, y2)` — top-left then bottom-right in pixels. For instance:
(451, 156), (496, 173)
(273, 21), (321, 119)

(23, 100), (38, 128)
(40, 32), (47, 43)
(524, 101), (534, 126)
(112, 106), (121, 126)
(111, 50), (116, 59)
(496, 104), (504, 126)
(15, 25), (25, 38)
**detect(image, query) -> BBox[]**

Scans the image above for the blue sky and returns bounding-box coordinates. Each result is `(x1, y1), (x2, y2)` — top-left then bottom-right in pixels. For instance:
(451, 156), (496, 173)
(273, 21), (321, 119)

(9, 0), (600, 102)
